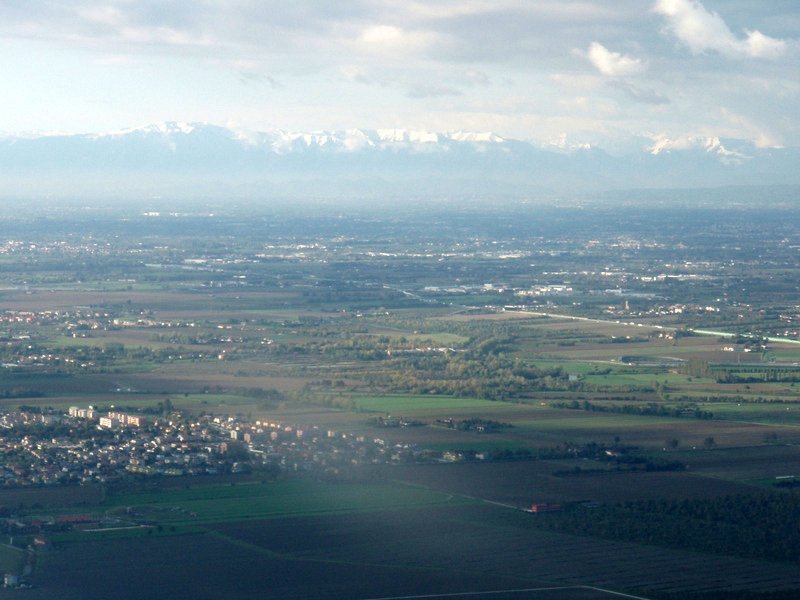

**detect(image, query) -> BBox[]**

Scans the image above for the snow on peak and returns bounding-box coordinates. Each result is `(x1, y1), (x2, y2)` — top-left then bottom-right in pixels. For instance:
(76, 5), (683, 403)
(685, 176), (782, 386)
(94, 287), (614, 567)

(88, 124), (507, 151)
(263, 129), (378, 154)
(377, 129), (440, 143)
(704, 137), (734, 156)
(107, 121), (199, 137)
(539, 134), (592, 152)
(648, 135), (751, 163)
(448, 131), (504, 143)
(341, 129), (375, 151)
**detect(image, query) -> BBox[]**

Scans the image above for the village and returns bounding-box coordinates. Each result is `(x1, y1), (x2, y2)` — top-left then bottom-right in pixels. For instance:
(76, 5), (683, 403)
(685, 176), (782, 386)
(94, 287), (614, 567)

(0, 404), (449, 491)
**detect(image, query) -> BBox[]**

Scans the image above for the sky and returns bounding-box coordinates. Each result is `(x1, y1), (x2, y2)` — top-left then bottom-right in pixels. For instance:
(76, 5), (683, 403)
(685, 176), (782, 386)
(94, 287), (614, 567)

(2, 0), (799, 151)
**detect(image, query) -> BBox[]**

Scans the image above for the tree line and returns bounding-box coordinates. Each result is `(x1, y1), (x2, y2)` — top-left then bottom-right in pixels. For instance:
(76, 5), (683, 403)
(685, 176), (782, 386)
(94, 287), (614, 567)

(529, 493), (800, 563)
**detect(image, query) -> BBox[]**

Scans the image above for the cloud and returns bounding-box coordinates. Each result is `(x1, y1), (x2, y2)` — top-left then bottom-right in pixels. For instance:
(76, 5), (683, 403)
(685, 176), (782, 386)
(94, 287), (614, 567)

(337, 65), (464, 99)
(238, 72), (281, 88)
(609, 80), (669, 105)
(405, 83), (463, 98)
(2, 0), (797, 148)
(654, 0), (787, 59)
(462, 70), (490, 87)
(585, 42), (645, 76)
(402, 1), (616, 22)
(77, 5), (125, 27)
(1, 1), (642, 70)
(356, 24), (448, 56)
(550, 73), (603, 91)
(338, 65), (373, 85)
(743, 30), (787, 60)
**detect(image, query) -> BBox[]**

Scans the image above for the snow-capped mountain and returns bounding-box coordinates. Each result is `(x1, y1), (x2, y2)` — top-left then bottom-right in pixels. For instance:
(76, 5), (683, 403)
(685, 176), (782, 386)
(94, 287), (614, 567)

(0, 122), (798, 199)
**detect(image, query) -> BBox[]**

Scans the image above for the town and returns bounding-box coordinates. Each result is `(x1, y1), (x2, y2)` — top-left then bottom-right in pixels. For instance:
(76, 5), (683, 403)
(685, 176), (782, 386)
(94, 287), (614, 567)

(0, 405), (440, 489)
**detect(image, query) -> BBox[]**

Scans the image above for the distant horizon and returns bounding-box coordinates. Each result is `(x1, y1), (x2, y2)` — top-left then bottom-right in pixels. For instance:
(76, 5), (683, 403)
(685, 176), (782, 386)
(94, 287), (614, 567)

(6, 119), (800, 156)
(2, 184), (800, 214)
(0, 122), (799, 201)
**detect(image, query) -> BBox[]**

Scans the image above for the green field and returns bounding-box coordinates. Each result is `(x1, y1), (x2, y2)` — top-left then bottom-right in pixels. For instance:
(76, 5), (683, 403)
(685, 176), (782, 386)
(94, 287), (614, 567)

(0, 544), (26, 575)
(101, 479), (463, 526)
(514, 413), (681, 430)
(691, 401), (800, 425)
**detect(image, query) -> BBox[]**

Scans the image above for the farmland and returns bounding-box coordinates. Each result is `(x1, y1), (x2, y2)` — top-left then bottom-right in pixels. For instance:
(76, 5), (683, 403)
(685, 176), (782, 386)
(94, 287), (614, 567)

(1, 202), (800, 598)
(16, 479), (800, 600)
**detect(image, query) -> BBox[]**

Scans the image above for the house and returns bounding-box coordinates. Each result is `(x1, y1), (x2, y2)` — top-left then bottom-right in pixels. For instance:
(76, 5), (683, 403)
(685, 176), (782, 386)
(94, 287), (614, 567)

(530, 503), (562, 513)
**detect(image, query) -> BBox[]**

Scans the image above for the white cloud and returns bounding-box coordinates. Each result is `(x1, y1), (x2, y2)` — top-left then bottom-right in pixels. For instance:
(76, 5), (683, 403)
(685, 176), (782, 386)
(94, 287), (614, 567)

(356, 24), (446, 56)
(585, 42), (645, 76)
(743, 30), (787, 61)
(77, 6), (124, 26)
(117, 25), (216, 48)
(462, 70), (490, 87)
(238, 72), (281, 88)
(550, 73), (603, 91)
(403, 1), (617, 22)
(406, 83), (463, 98)
(609, 80), (669, 105)
(339, 65), (373, 85)
(654, 0), (787, 59)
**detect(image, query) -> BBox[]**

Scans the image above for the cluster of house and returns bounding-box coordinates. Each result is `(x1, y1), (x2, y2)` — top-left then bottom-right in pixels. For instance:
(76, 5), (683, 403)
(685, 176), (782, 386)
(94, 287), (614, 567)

(0, 411), (236, 486)
(217, 416), (437, 474)
(0, 405), (461, 488)
(68, 407), (143, 428)
(1, 308), (112, 328)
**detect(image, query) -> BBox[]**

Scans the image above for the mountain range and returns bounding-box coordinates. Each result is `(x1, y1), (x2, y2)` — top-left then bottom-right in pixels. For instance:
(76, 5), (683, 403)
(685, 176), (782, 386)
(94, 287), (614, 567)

(1, 122), (799, 200)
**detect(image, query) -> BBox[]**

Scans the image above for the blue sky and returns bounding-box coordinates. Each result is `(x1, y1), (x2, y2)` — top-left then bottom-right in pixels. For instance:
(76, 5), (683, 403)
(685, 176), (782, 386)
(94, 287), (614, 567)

(2, 0), (798, 151)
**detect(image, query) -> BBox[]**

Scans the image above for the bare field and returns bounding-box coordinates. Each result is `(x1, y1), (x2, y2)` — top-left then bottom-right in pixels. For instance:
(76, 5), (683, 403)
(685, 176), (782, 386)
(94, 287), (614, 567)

(28, 529), (538, 600)
(435, 312), (551, 322)
(672, 445), (800, 481)
(21, 477), (800, 599)
(300, 400), (800, 451)
(511, 412), (800, 449)
(98, 364), (310, 394)
(0, 484), (103, 509)
(210, 502), (800, 596)
(386, 462), (761, 506)
(0, 289), (298, 311)
(0, 290), (201, 311)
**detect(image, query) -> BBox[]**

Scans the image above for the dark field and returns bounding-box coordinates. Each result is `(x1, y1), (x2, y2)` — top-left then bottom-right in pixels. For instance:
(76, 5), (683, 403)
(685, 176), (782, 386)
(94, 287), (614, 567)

(672, 445), (800, 482)
(207, 502), (800, 595)
(360, 590), (653, 600)
(0, 484), (102, 508)
(24, 531), (540, 600)
(386, 462), (763, 506)
(23, 501), (800, 599)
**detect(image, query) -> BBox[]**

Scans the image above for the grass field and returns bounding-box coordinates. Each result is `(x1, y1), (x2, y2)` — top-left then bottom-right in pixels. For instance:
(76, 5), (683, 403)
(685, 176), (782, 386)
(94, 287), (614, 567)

(99, 479), (463, 527)
(690, 401), (800, 425)
(0, 544), (26, 575)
